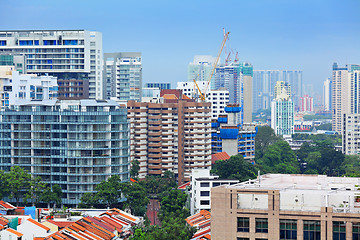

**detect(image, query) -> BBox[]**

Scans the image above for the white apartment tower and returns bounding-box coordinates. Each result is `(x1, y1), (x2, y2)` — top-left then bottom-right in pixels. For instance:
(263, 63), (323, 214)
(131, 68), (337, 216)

(104, 52), (142, 102)
(188, 55), (216, 89)
(271, 81), (294, 135)
(323, 78), (331, 111)
(176, 81), (230, 119)
(0, 30), (103, 99)
(332, 63), (360, 133)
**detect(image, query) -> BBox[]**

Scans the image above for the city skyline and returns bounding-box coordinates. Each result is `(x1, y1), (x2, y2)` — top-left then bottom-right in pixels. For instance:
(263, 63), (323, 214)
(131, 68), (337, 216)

(1, 0), (359, 97)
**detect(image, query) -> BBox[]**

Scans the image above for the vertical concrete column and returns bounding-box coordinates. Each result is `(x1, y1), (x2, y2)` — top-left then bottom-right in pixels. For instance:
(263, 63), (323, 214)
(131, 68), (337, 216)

(249, 216), (256, 239)
(297, 219), (303, 240)
(346, 221), (352, 240)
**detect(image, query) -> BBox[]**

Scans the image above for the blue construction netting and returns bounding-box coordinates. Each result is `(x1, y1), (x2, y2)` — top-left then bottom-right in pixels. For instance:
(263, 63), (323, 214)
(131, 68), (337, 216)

(219, 128), (238, 139)
(211, 122), (219, 128)
(224, 106), (242, 113)
(218, 117), (228, 123)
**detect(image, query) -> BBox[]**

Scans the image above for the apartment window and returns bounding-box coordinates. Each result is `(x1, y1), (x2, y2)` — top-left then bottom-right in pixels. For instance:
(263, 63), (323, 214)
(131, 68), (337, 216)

(280, 219), (297, 239)
(237, 217), (249, 232)
(353, 222), (360, 240)
(90, 41), (96, 46)
(256, 218), (268, 233)
(200, 182), (209, 187)
(200, 191), (210, 197)
(200, 200), (210, 205)
(237, 238), (249, 240)
(303, 220), (320, 240)
(212, 182), (220, 187)
(333, 221), (346, 240)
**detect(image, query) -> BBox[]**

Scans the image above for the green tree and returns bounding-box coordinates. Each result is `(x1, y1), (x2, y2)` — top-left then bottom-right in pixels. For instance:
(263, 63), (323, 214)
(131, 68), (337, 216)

(212, 154), (258, 182)
(7, 166), (31, 206)
(0, 170), (9, 199)
(95, 175), (122, 207)
(121, 182), (149, 216)
(41, 184), (63, 209)
(25, 176), (47, 206)
(79, 192), (98, 208)
(257, 140), (300, 174)
(255, 126), (281, 159)
(130, 160), (140, 179)
(159, 189), (189, 220)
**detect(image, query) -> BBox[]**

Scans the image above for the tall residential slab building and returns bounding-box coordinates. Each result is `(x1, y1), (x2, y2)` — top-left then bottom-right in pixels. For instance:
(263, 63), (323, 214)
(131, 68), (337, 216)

(104, 52), (142, 101)
(0, 99), (129, 205)
(188, 55), (216, 89)
(0, 30), (103, 99)
(332, 63), (360, 133)
(253, 70), (302, 112)
(214, 62), (253, 123)
(271, 81), (294, 135)
(323, 77), (332, 111)
(127, 90), (212, 184)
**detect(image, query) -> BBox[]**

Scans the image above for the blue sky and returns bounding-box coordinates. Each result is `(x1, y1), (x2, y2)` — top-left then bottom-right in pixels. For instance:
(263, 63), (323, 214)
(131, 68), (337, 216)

(1, 0), (360, 98)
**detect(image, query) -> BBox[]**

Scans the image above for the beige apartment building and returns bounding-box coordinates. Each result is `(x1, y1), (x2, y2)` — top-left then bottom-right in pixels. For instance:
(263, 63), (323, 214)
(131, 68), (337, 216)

(127, 90), (212, 184)
(211, 174), (360, 240)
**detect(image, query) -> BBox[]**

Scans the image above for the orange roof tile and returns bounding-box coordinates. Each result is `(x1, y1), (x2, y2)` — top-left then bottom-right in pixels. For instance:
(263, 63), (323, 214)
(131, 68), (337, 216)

(182, 94), (191, 100)
(130, 178), (137, 183)
(47, 220), (74, 228)
(178, 181), (190, 190)
(211, 152), (230, 164)
(162, 94), (178, 99)
(0, 201), (16, 210)
(6, 228), (23, 237)
(27, 218), (51, 231)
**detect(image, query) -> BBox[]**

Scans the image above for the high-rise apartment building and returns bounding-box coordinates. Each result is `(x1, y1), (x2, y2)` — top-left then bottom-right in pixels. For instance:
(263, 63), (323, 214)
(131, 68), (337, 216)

(299, 95), (313, 112)
(104, 52), (142, 102)
(253, 70), (302, 112)
(0, 66), (58, 108)
(127, 90), (212, 184)
(323, 78), (332, 111)
(188, 55), (216, 89)
(144, 82), (171, 90)
(0, 99), (129, 205)
(212, 174), (360, 240)
(271, 81), (294, 135)
(214, 62), (253, 123)
(0, 30), (103, 99)
(331, 63), (360, 133)
(177, 81), (230, 119)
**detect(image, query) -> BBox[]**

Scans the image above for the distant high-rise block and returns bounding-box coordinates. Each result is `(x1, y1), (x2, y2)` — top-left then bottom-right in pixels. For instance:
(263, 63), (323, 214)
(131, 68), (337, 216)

(214, 62), (253, 123)
(144, 82), (171, 90)
(271, 81), (294, 135)
(0, 30), (103, 99)
(104, 52), (142, 102)
(331, 63), (360, 133)
(188, 55), (216, 89)
(323, 78), (332, 111)
(253, 70), (302, 112)
(299, 95), (314, 112)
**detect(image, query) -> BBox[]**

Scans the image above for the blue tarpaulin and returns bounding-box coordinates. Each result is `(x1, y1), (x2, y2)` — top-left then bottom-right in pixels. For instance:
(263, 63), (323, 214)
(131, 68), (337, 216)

(219, 128), (238, 139)
(25, 206), (36, 219)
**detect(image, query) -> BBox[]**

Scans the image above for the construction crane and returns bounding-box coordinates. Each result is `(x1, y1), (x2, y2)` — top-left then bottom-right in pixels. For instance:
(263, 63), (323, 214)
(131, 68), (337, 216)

(193, 31), (230, 101)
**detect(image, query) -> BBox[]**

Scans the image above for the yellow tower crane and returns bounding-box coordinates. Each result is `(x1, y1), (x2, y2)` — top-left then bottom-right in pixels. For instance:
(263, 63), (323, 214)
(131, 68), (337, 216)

(193, 31), (230, 101)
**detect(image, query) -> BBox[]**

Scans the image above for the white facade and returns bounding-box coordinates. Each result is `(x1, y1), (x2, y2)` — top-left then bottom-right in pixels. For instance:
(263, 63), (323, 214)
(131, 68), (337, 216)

(0, 66), (58, 108)
(188, 55), (216, 89)
(0, 30), (103, 99)
(176, 81), (229, 118)
(17, 218), (51, 239)
(104, 52), (142, 101)
(343, 114), (360, 154)
(271, 99), (294, 135)
(190, 169), (238, 215)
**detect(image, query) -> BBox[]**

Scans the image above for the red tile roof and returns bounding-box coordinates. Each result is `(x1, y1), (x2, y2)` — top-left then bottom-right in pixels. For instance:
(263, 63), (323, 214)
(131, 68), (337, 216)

(6, 228), (23, 237)
(178, 181), (190, 190)
(186, 210), (212, 240)
(44, 208), (140, 240)
(0, 201), (16, 210)
(47, 220), (74, 229)
(211, 152), (230, 164)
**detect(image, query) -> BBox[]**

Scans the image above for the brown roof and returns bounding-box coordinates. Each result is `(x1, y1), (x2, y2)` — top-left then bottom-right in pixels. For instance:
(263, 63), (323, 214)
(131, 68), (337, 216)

(211, 152), (230, 164)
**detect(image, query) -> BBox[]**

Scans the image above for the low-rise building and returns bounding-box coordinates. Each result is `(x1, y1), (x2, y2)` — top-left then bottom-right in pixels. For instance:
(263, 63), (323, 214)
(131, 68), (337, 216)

(211, 174), (360, 240)
(190, 169), (238, 215)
